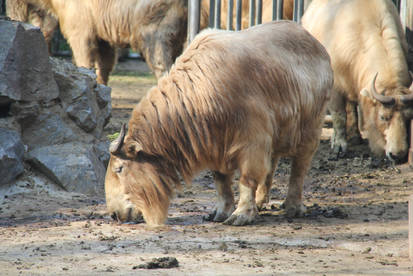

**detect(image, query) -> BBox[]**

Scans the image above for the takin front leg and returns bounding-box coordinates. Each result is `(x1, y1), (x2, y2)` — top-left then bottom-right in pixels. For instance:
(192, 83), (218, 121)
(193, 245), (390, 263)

(255, 155), (280, 210)
(95, 40), (116, 85)
(205, 171), (235, 222)
(345, 101), (362, 145)
(329, 90), (348, 157)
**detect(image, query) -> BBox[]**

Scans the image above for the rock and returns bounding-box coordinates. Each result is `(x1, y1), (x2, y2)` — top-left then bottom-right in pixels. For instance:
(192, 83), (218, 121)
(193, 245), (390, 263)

(95, 84), (111, 109)
(20, 113), (76, 149)
(51, 58), (111, 136)
(0, 128), (25, 186)
(27, 142), (106, 195)
(94, 141), (110, 168)
(134, 257), (179, 269)
(0, 20), (58, 104)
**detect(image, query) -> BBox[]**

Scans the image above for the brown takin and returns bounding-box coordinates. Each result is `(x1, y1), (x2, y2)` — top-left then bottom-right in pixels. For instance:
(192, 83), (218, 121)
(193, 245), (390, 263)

(17, 0), (188, 84)
(105, 21), (333, 226)
(6, 0), (58, 54)
(302, 0), (413, 163)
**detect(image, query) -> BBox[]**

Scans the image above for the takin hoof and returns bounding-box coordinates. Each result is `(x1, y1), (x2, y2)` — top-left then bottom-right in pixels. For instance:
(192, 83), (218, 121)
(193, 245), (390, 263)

(223, 210), (257, 226)
(255, 197), (269, 211)
(281, 202), (306, 218)
(223, 214), (255, 226)
(331, 135), (348, 159)
(204, 209), (231, 222)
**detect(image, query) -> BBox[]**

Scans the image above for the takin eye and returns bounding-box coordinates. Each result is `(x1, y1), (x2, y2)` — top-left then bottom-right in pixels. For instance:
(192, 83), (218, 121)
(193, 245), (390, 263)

(113, 165), (123, 174)
(380, 114), (391, 122)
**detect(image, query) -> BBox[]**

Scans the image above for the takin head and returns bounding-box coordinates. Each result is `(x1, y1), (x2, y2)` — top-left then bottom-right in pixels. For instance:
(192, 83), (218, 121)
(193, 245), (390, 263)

(104, 124), (178, 226)
(359, 73), (413, 163)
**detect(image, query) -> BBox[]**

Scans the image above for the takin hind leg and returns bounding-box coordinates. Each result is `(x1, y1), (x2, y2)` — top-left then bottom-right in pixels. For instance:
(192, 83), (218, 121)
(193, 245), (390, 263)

(329, 90), (348, 157)
(95, 40), (116, 85)
(67, 34), (97, 72)
(224, 148), (271, 226)
(255, 155), (280, 210)
(282, 139), (318, 218)
(205, 171), (235, 222)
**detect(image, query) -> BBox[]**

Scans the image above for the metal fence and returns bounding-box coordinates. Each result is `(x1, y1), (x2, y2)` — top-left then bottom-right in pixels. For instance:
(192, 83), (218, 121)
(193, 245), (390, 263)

(188, 0), (306, 42)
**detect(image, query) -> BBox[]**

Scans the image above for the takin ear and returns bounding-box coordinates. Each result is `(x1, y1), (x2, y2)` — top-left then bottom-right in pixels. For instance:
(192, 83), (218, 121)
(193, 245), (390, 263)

(125, 140), (143, 157)
(360, 88), (372, 99)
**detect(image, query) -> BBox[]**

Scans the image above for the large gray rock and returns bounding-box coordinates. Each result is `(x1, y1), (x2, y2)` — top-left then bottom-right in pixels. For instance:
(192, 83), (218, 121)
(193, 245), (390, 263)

(0, 128), (25, 186)
(50, 58), (111, 136)
(27, 142), (106, 195)
(20, 112), (76, 149)
(0, 20), (58, 104)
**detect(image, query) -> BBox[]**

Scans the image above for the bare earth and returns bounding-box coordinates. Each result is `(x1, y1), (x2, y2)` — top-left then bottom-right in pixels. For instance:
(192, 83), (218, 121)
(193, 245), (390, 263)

(1, 59), (413, 275)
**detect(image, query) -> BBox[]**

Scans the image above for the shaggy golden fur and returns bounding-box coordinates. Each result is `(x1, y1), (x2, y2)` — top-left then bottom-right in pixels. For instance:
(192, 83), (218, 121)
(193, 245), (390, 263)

(105, 21), (333, 226)
(302, 0), (413, 162)
(6, 0), (58, 53)
(20, 0), (188, 84)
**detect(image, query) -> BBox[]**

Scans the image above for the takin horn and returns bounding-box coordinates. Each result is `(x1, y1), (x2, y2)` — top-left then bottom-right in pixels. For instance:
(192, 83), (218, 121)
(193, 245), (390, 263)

(109, 123), (126, 154)
(370, 73), (395, 105)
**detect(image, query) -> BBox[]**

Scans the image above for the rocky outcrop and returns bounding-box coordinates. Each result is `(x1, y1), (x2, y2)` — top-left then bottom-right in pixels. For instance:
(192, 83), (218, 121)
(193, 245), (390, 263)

(0, 128), (25, 186)
(0, 19), (111, 195)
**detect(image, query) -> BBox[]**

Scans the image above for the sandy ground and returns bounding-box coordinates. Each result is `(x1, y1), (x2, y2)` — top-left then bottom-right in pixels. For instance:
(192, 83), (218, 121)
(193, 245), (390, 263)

(1, 59), (413, 275)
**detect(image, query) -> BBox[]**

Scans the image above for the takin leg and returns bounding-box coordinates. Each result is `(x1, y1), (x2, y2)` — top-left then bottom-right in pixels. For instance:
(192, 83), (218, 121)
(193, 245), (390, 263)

(205, 171), (235, 222)
(345, 101), (362, 145)
(283, 140), (318, 218)
(224, 146), (271, 226)
(329, 90), (347, 157)
(95, 40), (116, 85)
(255, 155), (280, 210)
(67, 34), (97, 72)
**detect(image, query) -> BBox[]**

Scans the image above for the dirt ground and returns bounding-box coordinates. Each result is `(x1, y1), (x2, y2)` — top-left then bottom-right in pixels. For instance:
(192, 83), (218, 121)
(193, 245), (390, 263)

(1, 59), (413, 275)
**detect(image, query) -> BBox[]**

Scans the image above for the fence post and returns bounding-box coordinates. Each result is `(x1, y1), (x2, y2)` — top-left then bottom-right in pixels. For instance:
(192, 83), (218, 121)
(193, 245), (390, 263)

(249, 0), (256, 27)
(188, 0), (201, 43)
(214, 0), (222, 29)
(0, 0), (5, 16)
(276, 0), (284, 21)
(227, 0), (234, 30)
(256, 0), (263, 25)
(236, 0), (242, 30)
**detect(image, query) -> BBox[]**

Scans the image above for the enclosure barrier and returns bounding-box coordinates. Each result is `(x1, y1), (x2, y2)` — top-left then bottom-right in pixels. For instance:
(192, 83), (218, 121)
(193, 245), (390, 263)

(188, 0), (306, 43)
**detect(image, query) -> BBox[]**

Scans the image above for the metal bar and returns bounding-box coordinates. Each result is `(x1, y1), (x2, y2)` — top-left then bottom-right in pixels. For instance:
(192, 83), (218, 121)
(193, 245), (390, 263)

(293, 0), (299, 22)
(209, 0), (215, 28)
(214, 0), (222, 29)
(272, 0), (277, 21)
(227, 0), (234, 30)
(276, 0), (283, 21)
(257, 0), (263, 25)
(188, 0), (201, 43)
(297, 0), (304, 24)
(249, 0), (256, 27)
(236, 0), (243, 30)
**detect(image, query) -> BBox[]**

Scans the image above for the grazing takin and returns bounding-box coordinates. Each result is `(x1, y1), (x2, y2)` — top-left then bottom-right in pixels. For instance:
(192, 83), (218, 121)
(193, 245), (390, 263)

(17, 0), (188, 84)
(105, 21), (333, 226)
(302, 0), (413, 162)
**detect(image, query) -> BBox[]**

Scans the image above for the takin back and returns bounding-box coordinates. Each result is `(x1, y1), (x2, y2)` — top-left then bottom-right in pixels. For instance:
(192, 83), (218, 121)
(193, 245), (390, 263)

(105, 21), (334, 226)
